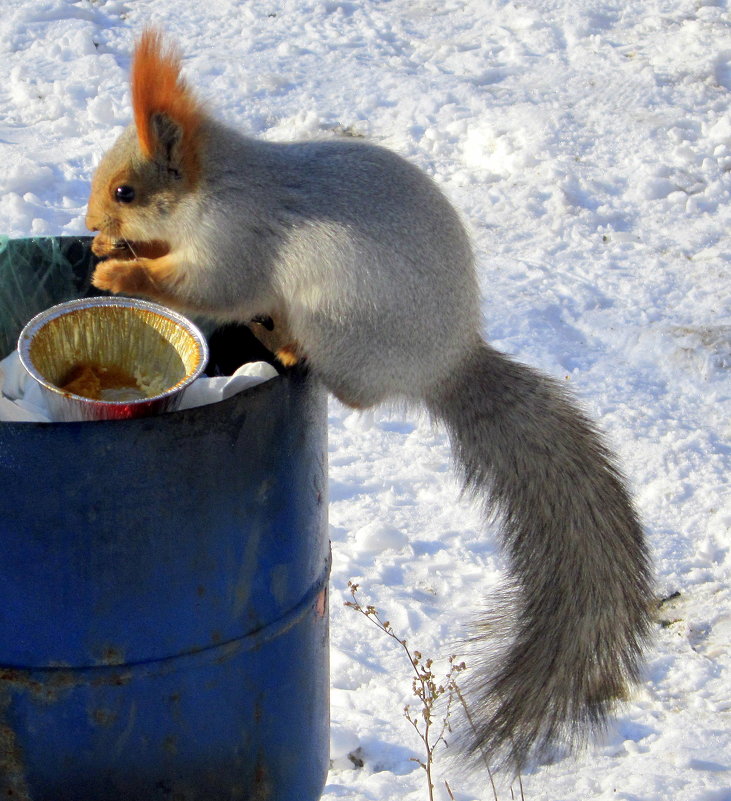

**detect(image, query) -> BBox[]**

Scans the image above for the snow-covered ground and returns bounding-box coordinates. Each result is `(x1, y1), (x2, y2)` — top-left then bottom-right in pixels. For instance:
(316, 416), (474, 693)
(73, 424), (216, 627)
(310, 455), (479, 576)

(1, 0), (730, 799)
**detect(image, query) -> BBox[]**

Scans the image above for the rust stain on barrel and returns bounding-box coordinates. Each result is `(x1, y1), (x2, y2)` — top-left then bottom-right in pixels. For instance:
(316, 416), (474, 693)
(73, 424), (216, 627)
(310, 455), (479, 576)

(0, 668), (133, 701)
(250, 756), (272, 801)
(91, 707), (117, 727)
(0, 703), (31, 801)
(0, 668), (76, 703)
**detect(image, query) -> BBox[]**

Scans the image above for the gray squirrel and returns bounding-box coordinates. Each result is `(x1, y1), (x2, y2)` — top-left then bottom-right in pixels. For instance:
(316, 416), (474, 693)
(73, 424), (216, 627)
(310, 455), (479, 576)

(86, 30), (653, 770)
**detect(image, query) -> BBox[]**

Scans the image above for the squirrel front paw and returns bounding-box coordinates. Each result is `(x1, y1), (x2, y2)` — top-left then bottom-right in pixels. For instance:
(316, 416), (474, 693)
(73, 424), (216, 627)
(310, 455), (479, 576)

(92, 259), (152, 295)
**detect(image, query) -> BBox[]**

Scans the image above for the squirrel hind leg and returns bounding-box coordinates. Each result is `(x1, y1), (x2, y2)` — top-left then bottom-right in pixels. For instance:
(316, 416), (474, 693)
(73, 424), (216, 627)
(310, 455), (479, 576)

(247, 316), (305, 369)
(327, 378), (395, 409)
(275, 344), (303, 369)
(330, 387), (367, 410)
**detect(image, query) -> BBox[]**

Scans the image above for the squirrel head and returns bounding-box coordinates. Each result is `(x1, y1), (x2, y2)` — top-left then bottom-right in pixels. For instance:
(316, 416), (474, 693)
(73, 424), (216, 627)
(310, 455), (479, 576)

(86, 29), (205, 256)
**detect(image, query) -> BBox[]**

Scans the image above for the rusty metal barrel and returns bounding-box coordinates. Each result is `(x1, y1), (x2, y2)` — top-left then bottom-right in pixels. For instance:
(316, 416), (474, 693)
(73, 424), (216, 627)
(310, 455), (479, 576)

(0, 237), (330, 801)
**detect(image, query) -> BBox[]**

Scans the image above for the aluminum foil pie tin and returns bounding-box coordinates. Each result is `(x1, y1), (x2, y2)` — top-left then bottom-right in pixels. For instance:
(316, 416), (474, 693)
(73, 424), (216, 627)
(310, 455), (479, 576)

(18, 297), (208, 422)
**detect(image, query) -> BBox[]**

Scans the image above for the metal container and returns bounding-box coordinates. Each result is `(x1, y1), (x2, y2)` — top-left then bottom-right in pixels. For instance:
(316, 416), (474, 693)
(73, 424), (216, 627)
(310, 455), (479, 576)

(0, 237), (330, 801)
(17, 297), (209, 422)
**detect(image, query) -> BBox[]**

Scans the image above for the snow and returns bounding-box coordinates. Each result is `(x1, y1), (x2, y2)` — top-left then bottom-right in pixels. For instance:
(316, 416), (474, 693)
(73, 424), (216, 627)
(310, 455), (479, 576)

(0, 0), (729, 799)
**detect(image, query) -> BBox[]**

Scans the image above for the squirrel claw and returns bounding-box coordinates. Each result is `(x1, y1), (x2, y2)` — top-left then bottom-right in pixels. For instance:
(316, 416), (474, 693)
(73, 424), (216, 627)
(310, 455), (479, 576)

(92, 259), (147, 295)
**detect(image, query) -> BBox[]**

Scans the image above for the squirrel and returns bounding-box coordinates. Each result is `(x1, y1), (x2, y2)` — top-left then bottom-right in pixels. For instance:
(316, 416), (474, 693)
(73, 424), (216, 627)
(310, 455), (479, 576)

(86, 30), (653, 771)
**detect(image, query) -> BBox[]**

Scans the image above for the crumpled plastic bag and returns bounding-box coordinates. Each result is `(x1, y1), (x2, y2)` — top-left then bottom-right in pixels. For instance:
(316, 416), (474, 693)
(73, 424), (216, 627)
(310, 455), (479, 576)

(0, 348), (278, 423)
(177, 361), (278, 411)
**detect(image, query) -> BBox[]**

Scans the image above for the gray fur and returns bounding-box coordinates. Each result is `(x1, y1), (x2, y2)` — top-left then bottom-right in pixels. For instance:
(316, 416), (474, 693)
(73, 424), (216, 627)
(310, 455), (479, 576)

(195, 125), (654, 767)
(425, 342), (652, 768)
(193, 120), (483, 408)
(90, 111), (654, 772)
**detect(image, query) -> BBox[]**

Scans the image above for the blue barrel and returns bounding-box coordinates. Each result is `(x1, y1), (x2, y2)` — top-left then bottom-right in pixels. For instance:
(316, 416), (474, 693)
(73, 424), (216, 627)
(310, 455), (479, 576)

(0, 238), (330, 801)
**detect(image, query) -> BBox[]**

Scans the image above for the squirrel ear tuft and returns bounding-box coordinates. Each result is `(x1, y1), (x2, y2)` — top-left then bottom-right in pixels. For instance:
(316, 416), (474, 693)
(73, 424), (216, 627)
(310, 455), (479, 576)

(131, 29), (203, 178)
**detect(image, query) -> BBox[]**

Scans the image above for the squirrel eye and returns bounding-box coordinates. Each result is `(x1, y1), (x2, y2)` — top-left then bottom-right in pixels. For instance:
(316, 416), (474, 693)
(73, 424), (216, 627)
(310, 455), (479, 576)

(114, 185), (136, 203)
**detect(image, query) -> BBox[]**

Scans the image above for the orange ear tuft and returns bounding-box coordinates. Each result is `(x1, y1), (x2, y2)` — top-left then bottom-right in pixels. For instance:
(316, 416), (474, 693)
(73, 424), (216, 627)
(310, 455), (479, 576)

(131, 29), (203, 164)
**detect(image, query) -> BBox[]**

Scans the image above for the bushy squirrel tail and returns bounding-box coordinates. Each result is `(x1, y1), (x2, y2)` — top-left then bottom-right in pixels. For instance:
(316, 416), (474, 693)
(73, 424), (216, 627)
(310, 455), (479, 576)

(425, 339), (653, 770)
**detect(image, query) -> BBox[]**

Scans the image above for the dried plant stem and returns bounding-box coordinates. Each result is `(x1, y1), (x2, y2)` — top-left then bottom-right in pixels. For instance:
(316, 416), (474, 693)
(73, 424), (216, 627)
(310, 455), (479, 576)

(454, 682), (526, 801)
(453, 683), (500, 801)
(346, 582), (466, 801)
(345, 581), (526, 801)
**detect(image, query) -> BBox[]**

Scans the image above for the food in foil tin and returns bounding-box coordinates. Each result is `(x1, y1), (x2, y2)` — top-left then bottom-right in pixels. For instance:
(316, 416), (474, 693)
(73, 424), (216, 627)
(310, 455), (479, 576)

(60, 362), (145, 401)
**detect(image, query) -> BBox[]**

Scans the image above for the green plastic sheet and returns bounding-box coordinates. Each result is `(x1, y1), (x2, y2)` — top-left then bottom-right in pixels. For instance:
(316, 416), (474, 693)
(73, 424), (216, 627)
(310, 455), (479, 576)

(0, 236), (96, 359)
